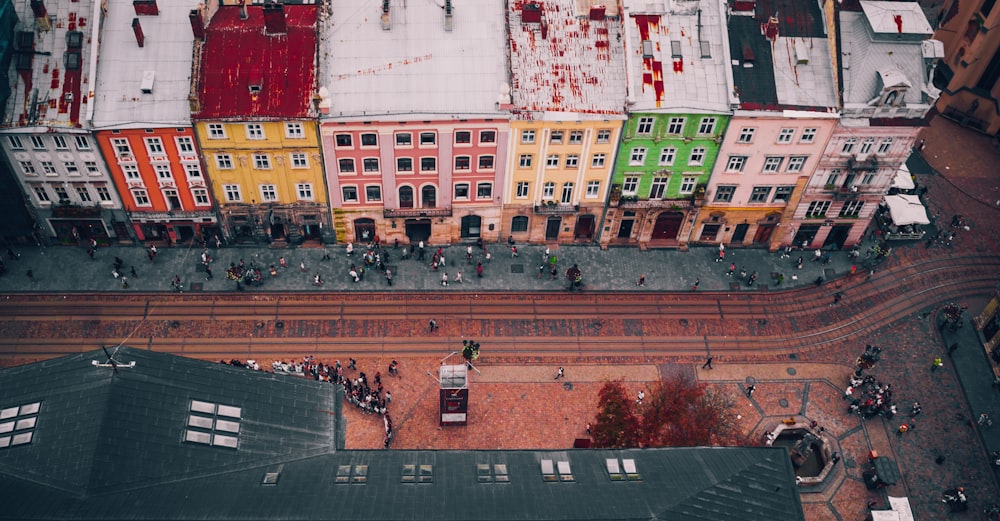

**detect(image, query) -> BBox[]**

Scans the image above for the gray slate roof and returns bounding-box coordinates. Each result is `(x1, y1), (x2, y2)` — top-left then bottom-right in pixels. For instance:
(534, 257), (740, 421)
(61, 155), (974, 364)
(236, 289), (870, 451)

(0, 348), (804, 521)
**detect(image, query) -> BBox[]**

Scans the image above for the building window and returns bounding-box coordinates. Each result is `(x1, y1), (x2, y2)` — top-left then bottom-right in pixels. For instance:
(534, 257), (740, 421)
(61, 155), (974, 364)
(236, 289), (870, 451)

(679, 176), (697, 194)
(395, 133), (412, 147)
(777, 128), (794, 143)
(75, 135), (90, 150)
(698, 117), (717, 135)
(339, 158), (356, 173)
(396, 157), (413, 172)
(193, 188), (210, 205)
(511, 215), (529, 232)
(516, 182), (529, 198)
(630, 147), (646, 165)
(841, 138), (857, 154)
(546, 154), (560, 168)
(30, 136), (46, 150)
(175, 136), (195, 153)
(542, 182), (555, 199)
(750, 186), (772, 202)
(7, 136), (23, 149)
(480, 130), (496, 144)
(454, 183), (470, 199)
(714, 185), (736, 202)
(53, 135), (68, 150)
(596, 129), (611, 143)
(667, 117), (685, 134)
(636, 117), (654, 135)
(420, 157), (437, 172)
(112, 138), (132, 156)
(184, 400), (242, 449)
(296, 183), (313, 201)
(360, 133), (378, 147)
(477, 182), (493, 199)
(560, 182), (574, 203)
(260, 184), (278, 202)
(453, 131), (472, 145)
(478, 155), (495, 170)
(419, 132), (436, 146)
(688, 147), (705, 165)
(519, 154), (533, 168)
(363, 158), (380, 172)
(285, 122), (304, 138)
(19, 161), (36, 175)
(762, 156), (783, 173)
(76, 186), (91, 202)
(122, 164), (140, 179)
(565, 154), (579, 168)
(569, 130), (584, 144)
(208, 124), (226, 139)
(41, 162), (58, 175)
(183, 163), (202, 178)
(96, 185), (112, 201)
(290, 153), (308, 168)
(253, 154), (271, 170)
(86, 161), (100, 174)
(806, 200), (831, 217)
(335, 134), (353, 147)
(772, 185), (794, 202)
(342, 186), (358, 202)
(223, 184), (242, 202)
(365, 185), (382, 202)
(592, 153), (606, 167)
(145, 137), (164, 154)
(53, 185), (69, 201)
(737, 127), (755, 144)
(659, 147), (676, 165)
(839, 201), (864, 217)
(215, 154), (233, 169)
(876, 138), (893, 155)
(244, 124), (264, 140)
(132, 188), (150, 206)
(826, 171), (841, 186)
(862, 173), (876, 184)
(521, 130), (535, 144)
(622, 176), (639, 195)
(859, 138), (875, 155)
(787, 156), (807, 172)
(649, 177), (668, 199)
(32, 185), (49, 202)
(454, 156), (471, 171)
(586, 181), (601, 198)
(154, 164), (172, 179)
(65, 162), (79, 175)
(550, 130), (564, 144)
(800, 127), (817, 143)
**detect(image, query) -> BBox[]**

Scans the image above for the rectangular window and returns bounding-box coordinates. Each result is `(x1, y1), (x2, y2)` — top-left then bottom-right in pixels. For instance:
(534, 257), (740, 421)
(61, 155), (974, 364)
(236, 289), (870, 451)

(208, 124), (226, 139)
(395, 133), (412, 146)
(591, 153), (606, 167)
(420, 157), (437, 172)
(96, 185), (112, 201)
(454, 183), (470, 199)
(296, 183), (313, 201)
(826, 171), (840, 186)
(454, 131), (472, 144)
(839, 201), (865, 217)
(193, 188), (210, 205)
(726, 155), (747, 172)
(569, 130), (583, 144)
(519, 154), (533, 168)
(154, 164), (172, 179)
(285, 122), (304, 138)
(649, 177), (668, 199)
(216, 154), (233, 169)
(253, 154), (271, 170)
(454, 156), (471, 170)
(335, 134), (353, 147)
(565, 154), (579, 168)
(224, 184), (242, 202)
(586, 181), (600, 197)
(762, 156), (783, 173)
(33, 185), (50, 202)
(478, 155), (494, 170)
(477, 182), (492, 199)
(511, 216), (529, 232)
(521, 130), (535, 144)
(7, 136), (23, 149)
(40, 161), (56, 175)
(53, 135), (68, 149)
(122, 164), (140, 180)
(76, 186), (92, 202)
(19, 161), (36, 175)
(550, 131), (564, 144)
(714, 185), (736, 202)
(339, 158), (355, 173)
(290, 153), (308, 168)
(777, 128), (794, 143)
(361, 133), (378, 147)
(688, 147), (705, 166)
(859, 138), (875, 155)
(877, 138), (893, 154)
(65, 161), (79, 175)
(480, 130), (496, 144)
(787, 156), (807, 172)
(749, 186), (772, 202)
(112, 138), (132, 156)
(419, 132), (436, 146)
(667, 117), (685, 134)
(75, 135), (91, 150)
(698, 117), (717, 135)
(561, 183), (574, 203)
(622, 176), (639, 195)
(841, 138), (857, 154)
(86, 161), (100, 174)
(260, 184), (277, 202)
(737, 127), (755, 143)
(245, 124), (265, 140)
(542, 182), (555, 199)
(800, 127), (817, 143)
(772, 185), (794, 202)
(176, 136), (195, 153)
(30, 136), (45, 150)
(396, 157), (413, 172)
(862, 173), (875, 185)
(636, 117), (654, 135)
(596, 129), (611, 143)
(132, 189), (150, 206)
(365, 185), (382, 202)
(679, 176), (697, 194)
(516, 181), (529, 198)
(363, 158), (380, 172)
(54, 185), (69, 201)
(629, 147), (646, 165)
(145, 137), (164, 154)
(546, 154), (560, 168)
(806, 200), (831, 217)
(184, 163), (202, 178)
(342, 186), (358, 202)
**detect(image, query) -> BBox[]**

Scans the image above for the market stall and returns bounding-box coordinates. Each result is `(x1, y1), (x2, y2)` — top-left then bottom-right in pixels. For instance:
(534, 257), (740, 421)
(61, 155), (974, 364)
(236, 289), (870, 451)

(880, 195), (928, 240)
(869, 496), (914, 521)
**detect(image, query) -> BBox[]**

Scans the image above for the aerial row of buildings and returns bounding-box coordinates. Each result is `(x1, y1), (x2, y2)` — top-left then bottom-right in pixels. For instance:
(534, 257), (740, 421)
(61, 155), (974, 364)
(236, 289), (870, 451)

(0, 0), (949, 250)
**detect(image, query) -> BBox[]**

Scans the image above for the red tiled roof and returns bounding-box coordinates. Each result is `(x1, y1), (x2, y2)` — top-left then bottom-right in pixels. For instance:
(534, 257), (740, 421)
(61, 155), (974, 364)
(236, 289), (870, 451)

(195, 5), (317, 119)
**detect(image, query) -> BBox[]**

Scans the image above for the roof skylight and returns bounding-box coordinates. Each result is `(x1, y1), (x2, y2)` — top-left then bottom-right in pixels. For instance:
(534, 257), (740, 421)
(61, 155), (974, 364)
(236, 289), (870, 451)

(0, 402), (41, 449)
(183, 400), (242, 449)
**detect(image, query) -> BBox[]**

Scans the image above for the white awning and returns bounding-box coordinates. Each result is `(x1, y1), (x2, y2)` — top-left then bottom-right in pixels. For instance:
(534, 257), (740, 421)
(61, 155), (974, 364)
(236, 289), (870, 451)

(891, 163), (915, 190)
(871, 497), (914, 521)
(884, 194), (930, 226)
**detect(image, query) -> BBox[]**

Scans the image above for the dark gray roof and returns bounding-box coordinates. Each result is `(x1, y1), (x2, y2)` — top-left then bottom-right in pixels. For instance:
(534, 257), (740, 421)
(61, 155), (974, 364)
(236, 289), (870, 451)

(0, 348), (804, 521)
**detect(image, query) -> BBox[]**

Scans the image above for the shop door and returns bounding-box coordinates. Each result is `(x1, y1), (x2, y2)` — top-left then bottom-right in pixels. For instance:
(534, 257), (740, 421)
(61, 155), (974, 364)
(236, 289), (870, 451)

(793, 225), (821, 247)
(574, 215), (595, 240)
(545, 217), (561, 241)
(731, 223), (749, 243)
(354, 218), (376, 242)
(753, 224), (775, 245)
(618, 212), (635, 239)
(823, 224), (852, 250)
(651, 212), (683, 240)
(461, 215), (481, 238)
(405, 219), (432, 242)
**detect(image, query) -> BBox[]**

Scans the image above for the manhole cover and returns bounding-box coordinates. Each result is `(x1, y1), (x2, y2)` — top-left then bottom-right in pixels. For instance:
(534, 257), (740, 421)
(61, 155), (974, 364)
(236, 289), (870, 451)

(746, 376), (757, 385)
(787, 367), (797, 375)
(510, 264), (524, 273)
(789, 353), (798, 360)
(778, 398), (789, 408)
(562, 382), (573, 391)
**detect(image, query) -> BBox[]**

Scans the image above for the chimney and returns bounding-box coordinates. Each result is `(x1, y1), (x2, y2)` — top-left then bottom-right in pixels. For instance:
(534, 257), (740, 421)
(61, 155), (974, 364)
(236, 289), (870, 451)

(30, 0), (46, 18)
(239, 0), (248, 21)
(444, 0), (453, 31)
(189, 9), (205, 40)
(381, 0), (391, 30)
(133, 0), (159, 16)
(263, 2), (287, 35)
(132, 18), (145, 47)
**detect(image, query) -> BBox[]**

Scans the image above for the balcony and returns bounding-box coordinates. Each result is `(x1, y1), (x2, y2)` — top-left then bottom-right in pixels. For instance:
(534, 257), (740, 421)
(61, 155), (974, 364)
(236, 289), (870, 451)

(846, 155), (879, 172)
(615, 198), (694, 210)
(383, 207), (452, 218)
(534, 202), (579, 215)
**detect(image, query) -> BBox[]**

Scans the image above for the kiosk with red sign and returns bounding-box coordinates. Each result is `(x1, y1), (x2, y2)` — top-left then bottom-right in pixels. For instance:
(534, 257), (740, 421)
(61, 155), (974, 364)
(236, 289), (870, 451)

(438, 364), (468, 426)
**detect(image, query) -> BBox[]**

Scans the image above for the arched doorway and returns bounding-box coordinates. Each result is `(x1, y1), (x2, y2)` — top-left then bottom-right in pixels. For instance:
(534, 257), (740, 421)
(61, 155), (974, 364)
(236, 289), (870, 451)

(421, 186), (437, 208)
(399, 186), (414, 208)
(405, 219), (431, 242)
(461, 215), (481, 238)
(574, 214), (595, 240)
(354, 218), (376, 243)
(651, 211), (684, 240)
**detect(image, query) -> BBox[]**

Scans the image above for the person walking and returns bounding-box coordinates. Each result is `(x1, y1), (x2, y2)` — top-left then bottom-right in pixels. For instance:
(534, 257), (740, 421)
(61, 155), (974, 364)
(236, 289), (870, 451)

(511, 245), (518, 258)
(418, 240), (425, 260)
(130, 266), (138, 279)
(702, 356), (714, 369)
(279, 256), (287, 268)
(637, 274), (645, 287)
(746, 385), (756, 397)
(313, 273), (324, 286)
(455, 271), (463, 284)
(441, 272), (449, 286)
(299, 261), (307, 272)
(726, 263), (735, 277)
(205, 265), (213, 280)
(555, 367), (565, 379)
(832, 292), (843, 305)
(691, 278), (700, 291)
(385, 268), (393, 286)
(121, 275), (129, 289)
(476, 262), (484, 278)
(428, 319), (438, 332)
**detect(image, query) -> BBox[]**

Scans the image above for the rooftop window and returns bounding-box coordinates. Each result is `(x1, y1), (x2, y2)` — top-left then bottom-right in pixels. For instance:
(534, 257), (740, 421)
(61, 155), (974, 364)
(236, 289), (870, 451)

(184, 400), (242, 449)
(0, 402), (41, 449)
(541, 458), (574, 482)
(477, 463), (510, 483)
(402, 464), (433, 483)
(606, 458), (642, 481)
(337, 464), (368, 484)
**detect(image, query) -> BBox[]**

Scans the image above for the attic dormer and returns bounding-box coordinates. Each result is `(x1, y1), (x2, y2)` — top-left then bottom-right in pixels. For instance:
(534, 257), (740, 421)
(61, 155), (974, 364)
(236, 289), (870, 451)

(874, 67), (911, 107)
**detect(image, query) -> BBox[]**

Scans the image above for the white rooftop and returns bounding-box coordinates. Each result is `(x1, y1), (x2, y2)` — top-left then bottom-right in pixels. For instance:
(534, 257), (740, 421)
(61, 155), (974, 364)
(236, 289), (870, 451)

(620, 0), (733, 113)
(840, 11), (930, 106)
(319, 0), (509, 118)
(92, 0), (198, 128)
(772, 37), (839, 109)
(860, 1), (933, 36)
(508, 0), (627, 116)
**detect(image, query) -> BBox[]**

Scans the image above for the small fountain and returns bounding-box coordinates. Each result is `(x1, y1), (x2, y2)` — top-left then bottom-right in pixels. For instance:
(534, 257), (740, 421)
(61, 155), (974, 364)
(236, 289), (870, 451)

(767, 422), (835, 487)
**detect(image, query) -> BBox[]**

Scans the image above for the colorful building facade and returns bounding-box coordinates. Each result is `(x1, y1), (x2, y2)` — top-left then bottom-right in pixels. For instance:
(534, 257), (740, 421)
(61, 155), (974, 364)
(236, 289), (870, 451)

(933, 0), (1000, 135)
(192, 2), (329, 246)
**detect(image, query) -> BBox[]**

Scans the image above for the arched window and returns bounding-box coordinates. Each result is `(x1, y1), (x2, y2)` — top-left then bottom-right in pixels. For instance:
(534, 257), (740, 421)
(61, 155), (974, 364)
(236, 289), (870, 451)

(399, 186), (414, 208)
(421, 185), (437, 208)
(511, 215), (529, 232)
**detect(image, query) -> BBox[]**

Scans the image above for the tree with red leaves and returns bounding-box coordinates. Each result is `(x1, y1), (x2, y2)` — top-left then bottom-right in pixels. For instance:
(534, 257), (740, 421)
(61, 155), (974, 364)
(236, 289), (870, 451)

(591, 376), (742, 448)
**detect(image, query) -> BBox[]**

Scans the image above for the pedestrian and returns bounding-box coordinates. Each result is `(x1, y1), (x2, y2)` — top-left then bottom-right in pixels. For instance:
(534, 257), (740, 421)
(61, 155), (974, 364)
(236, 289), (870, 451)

(205, 265), (213, 280)
(832, 292), (842, 305)
(738, 267), (747, 280)
(348, 357), (357, 370)
(748, 271), (758, 286)
(270, 265), (279, 277)
(467, 245), (474, 264)
(978, 413), (992, 428)
(300, 261), (307, 272)
(636, 390), (645, 404)
(702, 356), (714, 369)
(831, 452), (840, 465)
(113, 268), (120, 279)
(321, 246), (331, 261)
(130, 266), (138, 278)
(511, 245), (518, 258)
(385, 268), (393, 286)
(637, 274), (645, 287)
(586, 423), (591, 436)
(121, 275), (129, 289)
(796, 256), (803, 270)
(931, 357), (943, 371)
(441, 272), (448, 286)
(538, 264), (545, 278)
(476, 262), (484, 278)
(911, 402), (922, 416)
(418, 240), (425, 260)
(897, 422), (909, 435)
(812, 248), (822, 262)
(555, 367), (565, 379)
(386, 391), (392, 403)
(550, 264), (558, 280)
(716, 246), (725, 263)
(88, 248), (96, 260)
(485, 250), (492, 262)
(388, 360), (398, 376)
(26, 269), (33, 281)
(746, 384), (756, 397)
(429, 319), (438, 332)
(850, 264), (857, 275)
(215, 235), (222, 248)
(455, 271), (463, 284)
(349, 267), (359, 282)
(438, 254), (446, 268)
(313, 273), (324, 286)
(346, 242), (354, 256)
(726, 263), (735, 277)
(691, 278), (700, 291)
(279, 256), (287, 268)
